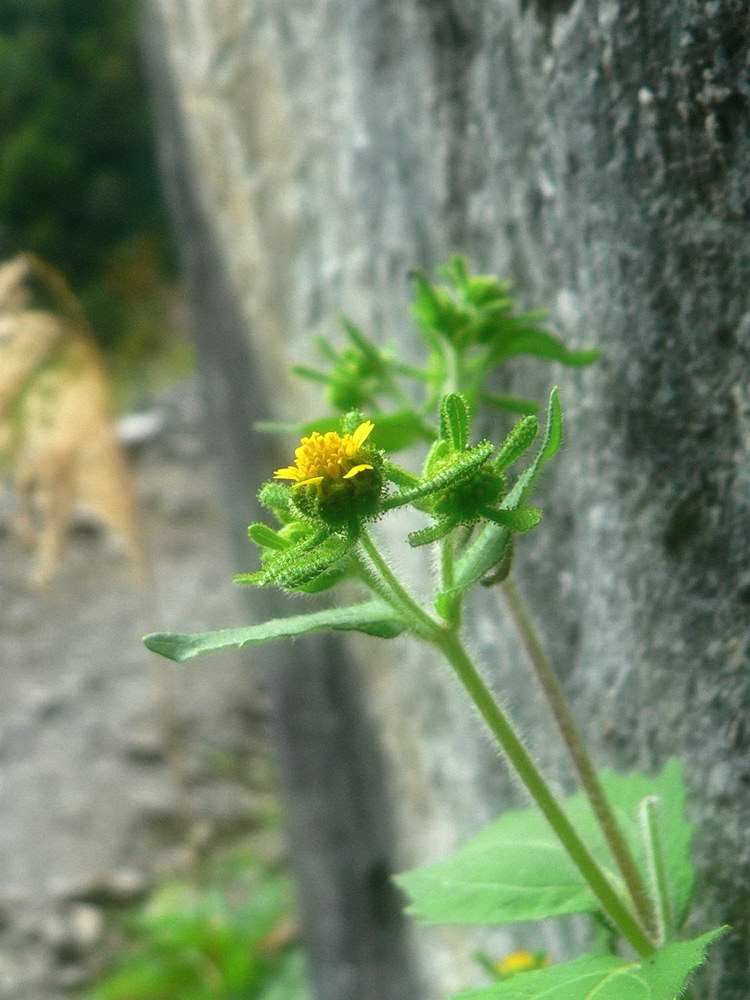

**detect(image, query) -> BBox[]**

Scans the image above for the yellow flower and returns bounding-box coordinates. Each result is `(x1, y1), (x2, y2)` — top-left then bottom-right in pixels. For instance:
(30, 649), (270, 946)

(494, 951), (550, 979)
(274, 420), (375, 489)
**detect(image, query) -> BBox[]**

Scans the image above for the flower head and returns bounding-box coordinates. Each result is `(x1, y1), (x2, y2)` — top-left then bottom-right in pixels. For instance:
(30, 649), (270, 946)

(275, 420), (375, 489)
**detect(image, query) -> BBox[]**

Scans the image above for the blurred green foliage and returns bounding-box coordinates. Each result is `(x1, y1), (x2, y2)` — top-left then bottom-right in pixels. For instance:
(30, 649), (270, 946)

(84, 850), (309, 1000)
(0, 0), (174, 350)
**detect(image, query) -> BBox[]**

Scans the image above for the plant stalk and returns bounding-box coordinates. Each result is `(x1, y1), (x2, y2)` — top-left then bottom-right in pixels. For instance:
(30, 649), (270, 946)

(502, 578), (658, 941)
(357, 530), (653, 957)
(435, 630), (654, 959)
(358, 529), (440, 640)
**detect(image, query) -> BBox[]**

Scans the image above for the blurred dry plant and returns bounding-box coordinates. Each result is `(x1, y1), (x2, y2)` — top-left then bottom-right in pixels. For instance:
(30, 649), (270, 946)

(0, 252), (144, 586)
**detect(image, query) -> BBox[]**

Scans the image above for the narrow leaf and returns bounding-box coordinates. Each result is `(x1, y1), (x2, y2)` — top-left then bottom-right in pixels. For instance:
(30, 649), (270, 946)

(143, 601), (406, 662)
(450, 389), (561, 593)
(382, 441), (494, 512)
(450, 929), (726, 1000)
(493, 416), (538, 473)
(247, 523), (289, 551)
(440, 393), (470, 451)
(480, 392), (540, 416)
(491, 326), (600, 367)
(481, 507), (541, 532)
(408, 520), (455, 547)
(292, 364), (330, 384)
(340, 316), (383, 366)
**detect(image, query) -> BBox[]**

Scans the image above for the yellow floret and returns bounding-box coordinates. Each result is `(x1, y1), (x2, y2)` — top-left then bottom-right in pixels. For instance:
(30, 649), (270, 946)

(274, 420), (375, 489)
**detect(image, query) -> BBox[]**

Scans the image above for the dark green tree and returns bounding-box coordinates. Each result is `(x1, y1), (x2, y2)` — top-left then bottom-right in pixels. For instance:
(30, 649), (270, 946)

(0, 0), (172, 349)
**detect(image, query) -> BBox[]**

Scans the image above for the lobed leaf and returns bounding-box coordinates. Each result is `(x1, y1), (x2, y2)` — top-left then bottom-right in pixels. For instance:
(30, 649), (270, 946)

(450, 929), (725, 1000)
(143, 600), (406, 662)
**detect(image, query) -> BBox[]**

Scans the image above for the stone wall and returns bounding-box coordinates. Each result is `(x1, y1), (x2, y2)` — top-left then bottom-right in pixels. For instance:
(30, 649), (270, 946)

(141, 3), (750, 997)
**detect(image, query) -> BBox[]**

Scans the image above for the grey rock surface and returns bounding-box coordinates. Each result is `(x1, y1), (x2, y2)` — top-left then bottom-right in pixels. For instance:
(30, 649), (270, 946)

(142, 2), (750, 997)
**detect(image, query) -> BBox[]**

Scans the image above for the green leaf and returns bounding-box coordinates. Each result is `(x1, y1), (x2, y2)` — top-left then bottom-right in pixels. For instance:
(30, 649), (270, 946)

(440, 393), (471, 451)
(143, 600), (406, 662)
(340, 316), (384, 367)
(382, 441), (494, 512)
(493, 415), (539, 473)
(383, 460), (421, 491)
(408, 520), (455, 547)
(297, 411), (433, 452)
(397, 760), (693, 928)
(247, 523), (289, 551)
(480, 392), (540, 416)
(238, 530), (352, 591)
(292, 364), (330, 384)
(482, 507), (541, 532)
(490, 326), (600, 367)
(450, 929), (726, 1000)
(448, 389), (561, 593)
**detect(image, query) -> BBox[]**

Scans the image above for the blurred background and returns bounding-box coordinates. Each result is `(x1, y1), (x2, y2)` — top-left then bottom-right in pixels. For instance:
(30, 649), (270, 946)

(1, 3), (749, 1000)
(0, 3), (307, 998)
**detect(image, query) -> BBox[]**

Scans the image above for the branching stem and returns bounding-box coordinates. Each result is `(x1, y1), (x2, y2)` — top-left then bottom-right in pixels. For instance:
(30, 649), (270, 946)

(358, 524), (655, 957)
(434, 630), (655, 959)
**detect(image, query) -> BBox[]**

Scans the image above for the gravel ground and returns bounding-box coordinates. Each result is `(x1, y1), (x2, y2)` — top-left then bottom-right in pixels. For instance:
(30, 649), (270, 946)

(0, 380), (273, 998)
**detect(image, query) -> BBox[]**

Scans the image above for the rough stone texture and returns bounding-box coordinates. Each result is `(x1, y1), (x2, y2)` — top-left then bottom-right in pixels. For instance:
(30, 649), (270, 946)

(0, 381), (275, 998)
(141, 2), (750, 997)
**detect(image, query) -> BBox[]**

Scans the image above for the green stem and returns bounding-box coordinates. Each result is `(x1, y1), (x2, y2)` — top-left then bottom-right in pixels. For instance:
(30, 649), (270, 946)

(439, 534), (461, 627)
(435, 630), (654, 959)
(356, 530), (652, 957)
(358, 529), (440, 640)
(640, 796), (674, 946)
(502, 578), (658, 942)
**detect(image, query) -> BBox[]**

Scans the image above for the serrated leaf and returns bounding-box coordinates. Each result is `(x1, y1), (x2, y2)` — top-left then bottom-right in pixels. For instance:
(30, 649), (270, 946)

(382, 441), (494, 512)
(397, 760), (693, 928)
(440, 393), (471, 451)
(143, 600), (406, 662)
(450, 929), (725, 1000)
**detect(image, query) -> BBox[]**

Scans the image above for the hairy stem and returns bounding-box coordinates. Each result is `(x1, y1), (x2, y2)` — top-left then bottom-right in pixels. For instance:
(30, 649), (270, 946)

(640, 796), (674, 946)
(358, 528), (440, 639)
(502, 578), (658, 941)
(434, 630), (655, 958)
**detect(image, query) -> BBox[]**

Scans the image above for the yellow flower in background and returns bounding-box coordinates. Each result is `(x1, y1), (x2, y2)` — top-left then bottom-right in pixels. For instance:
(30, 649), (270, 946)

(275, 420), (375, 489)
(494, 951), (550, 979)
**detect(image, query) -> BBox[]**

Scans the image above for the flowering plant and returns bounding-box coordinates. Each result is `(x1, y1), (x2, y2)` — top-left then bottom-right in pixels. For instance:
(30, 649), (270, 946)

(145, 258), (724, 999)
